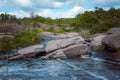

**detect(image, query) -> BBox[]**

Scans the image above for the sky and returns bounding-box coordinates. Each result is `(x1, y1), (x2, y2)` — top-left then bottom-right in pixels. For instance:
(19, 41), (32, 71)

(0, 0), (120, 19)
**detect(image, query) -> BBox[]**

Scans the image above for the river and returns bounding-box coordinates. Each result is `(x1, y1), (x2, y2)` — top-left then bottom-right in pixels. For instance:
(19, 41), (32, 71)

(0, 37), (120, 80)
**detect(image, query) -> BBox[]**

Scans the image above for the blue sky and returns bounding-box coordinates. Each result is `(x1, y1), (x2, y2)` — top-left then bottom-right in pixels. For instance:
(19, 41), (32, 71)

(0, 0), (120, 18)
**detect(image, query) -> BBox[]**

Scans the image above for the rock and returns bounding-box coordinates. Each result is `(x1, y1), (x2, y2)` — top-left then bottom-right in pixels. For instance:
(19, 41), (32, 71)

(107, 28), (120, 34)
(0, 35), (14, 40)
(92, 34), (106, 46)
(9, 54), (24, 60)
(0, 22), (23, 33)
(9, 44), (46, 60)
(54, 32), (80, 39)
(102, 28), (120, 51)
(45, 36), (84, 52)
(63, 44), (87, 58)
(51, 50), (67, 59)
(44, 44), (88, 59)
(18, 44), (44, 55)
(40, 32), (80, 39)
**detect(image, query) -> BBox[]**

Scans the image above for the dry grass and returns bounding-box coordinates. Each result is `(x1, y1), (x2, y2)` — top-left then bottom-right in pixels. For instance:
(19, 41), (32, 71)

(80, 29), (91, 39)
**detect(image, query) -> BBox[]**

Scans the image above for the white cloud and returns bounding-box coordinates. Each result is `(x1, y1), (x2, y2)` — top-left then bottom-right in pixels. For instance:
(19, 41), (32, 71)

(9, 10), (30, 18)
(53, 2), (64, 8)
(3, 0), (120, 19)
(3, 6), (85, 19)
(61, 6), (85, 18)
(36, 9), (53, 17)
(0, 0), (7, 6)
(12, 0), (32, 8)
(35, 6), (85, 19)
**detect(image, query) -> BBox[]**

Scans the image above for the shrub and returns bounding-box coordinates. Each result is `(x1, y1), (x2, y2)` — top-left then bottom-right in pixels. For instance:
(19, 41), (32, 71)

(14, 30), (41, 47)
(38, 28), (44, 32)
(46, 27), (54, 32)
(55, 27), (66, 33)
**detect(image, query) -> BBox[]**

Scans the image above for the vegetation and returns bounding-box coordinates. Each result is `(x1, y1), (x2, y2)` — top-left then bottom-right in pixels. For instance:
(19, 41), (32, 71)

(0, 7), (120, 34)
(0, 30), (41, 54)
(0, 7), (120, 54)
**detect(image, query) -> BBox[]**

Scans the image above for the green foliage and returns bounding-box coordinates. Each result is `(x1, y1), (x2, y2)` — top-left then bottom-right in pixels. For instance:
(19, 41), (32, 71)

(77, 11), (99, 24)
(38, 28), (44, 32)
(73, 7), (120, 34)
(13, 30), (41, 47)
(0, 13), (17, 23)
(0, 30), (41, 54)
(46, 27), (54, 32)
(0, 38), (14, 53)
(55, 27), (66, 33)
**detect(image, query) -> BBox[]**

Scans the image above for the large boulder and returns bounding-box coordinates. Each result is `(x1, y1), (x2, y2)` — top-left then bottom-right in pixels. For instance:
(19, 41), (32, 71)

(44, 44), (88, 59)
(63, 44), (88, 58)
(102, 28), (120, 51)
(45, 36), (84, 52)
(0, 22), (23, 33)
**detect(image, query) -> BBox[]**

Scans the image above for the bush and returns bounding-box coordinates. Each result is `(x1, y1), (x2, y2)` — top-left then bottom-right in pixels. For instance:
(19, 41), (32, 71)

(0, 38), (14, 53)
(46, 27), (54, 32)
(38, 28), (44, 32)
(90, 25), (102, 34)
(14, 30), (41, 47)
(55, 27), (66, 33)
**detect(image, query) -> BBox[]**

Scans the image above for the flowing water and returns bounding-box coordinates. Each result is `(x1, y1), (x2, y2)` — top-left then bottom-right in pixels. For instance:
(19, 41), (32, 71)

(0, 38), (120, 80)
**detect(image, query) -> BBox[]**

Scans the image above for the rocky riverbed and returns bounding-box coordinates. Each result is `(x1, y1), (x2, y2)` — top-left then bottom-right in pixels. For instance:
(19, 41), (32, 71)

(0, 31), (120, 80)
(7, 32), (105, 60)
